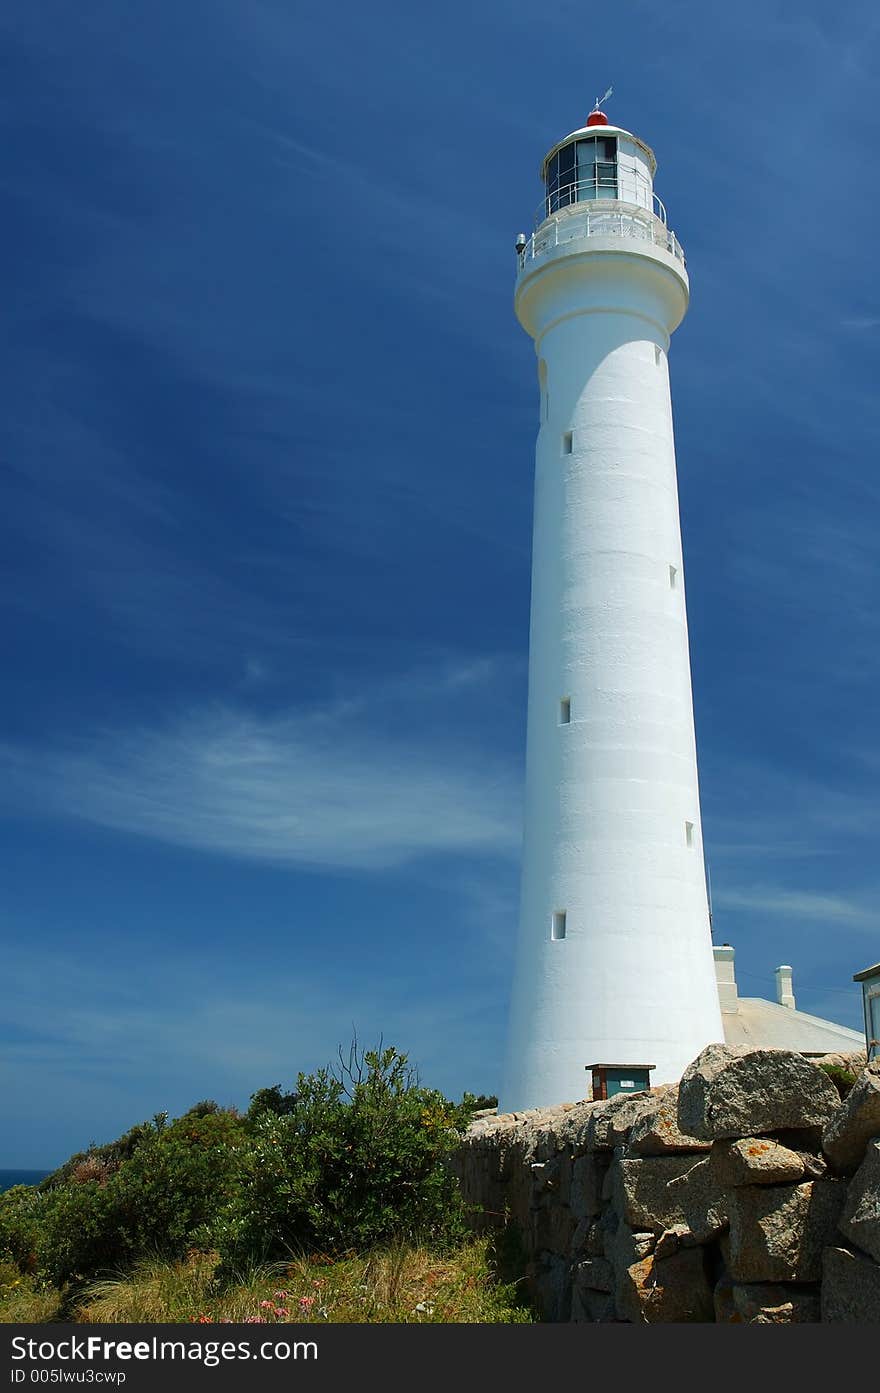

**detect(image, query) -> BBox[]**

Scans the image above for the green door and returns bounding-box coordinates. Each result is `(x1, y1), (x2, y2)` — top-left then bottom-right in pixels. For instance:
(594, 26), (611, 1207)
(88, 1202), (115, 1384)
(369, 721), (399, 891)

(605, 1069), (651, 1098)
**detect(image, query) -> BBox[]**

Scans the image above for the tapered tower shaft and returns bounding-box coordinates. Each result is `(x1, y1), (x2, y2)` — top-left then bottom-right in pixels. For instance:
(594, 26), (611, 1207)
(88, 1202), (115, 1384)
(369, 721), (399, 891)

(502, 109), (723, 1111)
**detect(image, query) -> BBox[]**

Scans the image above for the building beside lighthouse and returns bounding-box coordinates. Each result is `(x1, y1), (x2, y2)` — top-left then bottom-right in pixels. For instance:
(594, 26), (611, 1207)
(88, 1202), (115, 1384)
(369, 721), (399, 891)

(501, 104), (724, 1112)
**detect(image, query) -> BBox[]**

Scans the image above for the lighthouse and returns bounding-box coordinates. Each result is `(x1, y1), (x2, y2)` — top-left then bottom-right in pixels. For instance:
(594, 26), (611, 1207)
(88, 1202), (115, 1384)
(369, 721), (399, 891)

(501, 102), (723, 1112)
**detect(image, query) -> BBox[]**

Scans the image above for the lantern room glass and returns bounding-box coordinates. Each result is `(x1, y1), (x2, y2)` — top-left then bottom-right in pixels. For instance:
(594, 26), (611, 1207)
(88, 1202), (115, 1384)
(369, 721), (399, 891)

(546, 136), (618, 214)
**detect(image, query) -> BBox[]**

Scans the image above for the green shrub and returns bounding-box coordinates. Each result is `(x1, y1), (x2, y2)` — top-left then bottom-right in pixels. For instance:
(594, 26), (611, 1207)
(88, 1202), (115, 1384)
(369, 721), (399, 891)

(9, 1042), (476, 1293)
(35, 1182), (121, 1287)
(461, 1093), (498, 1112)
(35, 1111), (250, 1286)
(39, 1120), (158, 1191)
(182, 1100), (225, 1119)
(818, 1063), (859, 1099)
(246, 1085), (299, 1121)
(0, 1186), (46, 1273)
(217, 1045), (472, 1273)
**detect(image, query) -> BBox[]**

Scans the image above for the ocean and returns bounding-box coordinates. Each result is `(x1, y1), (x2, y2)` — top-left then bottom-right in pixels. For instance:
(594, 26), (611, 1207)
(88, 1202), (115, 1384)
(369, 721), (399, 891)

(0, 1169), (50, 1191)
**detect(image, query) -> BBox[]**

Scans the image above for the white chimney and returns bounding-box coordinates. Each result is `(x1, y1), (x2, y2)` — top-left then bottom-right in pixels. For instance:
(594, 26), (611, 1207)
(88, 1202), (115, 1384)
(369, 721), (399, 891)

(714, 944), (738, 1014)
(775, 964), (796, 1010)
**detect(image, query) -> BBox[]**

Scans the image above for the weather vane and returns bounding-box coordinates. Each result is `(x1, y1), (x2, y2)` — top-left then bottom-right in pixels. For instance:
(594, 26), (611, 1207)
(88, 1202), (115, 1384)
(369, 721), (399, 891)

(594, 86), (613, 110)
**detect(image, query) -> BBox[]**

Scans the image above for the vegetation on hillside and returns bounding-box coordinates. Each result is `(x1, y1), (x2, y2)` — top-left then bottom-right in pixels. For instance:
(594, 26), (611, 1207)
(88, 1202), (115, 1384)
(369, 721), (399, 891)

(0, 1043), (525, 1325)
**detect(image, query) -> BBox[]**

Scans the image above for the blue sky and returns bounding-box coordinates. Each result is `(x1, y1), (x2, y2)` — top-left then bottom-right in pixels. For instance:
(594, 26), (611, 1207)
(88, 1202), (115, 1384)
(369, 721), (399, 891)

(2, 1), (879, 1166)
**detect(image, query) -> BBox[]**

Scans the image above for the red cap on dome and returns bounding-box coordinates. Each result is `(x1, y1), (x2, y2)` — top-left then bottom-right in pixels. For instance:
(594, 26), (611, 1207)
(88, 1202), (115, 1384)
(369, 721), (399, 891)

(586, 109), (609, 126)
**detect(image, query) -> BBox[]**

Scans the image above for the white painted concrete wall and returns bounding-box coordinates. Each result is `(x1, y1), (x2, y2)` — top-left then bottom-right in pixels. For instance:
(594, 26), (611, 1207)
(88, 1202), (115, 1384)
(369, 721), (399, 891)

(501, 159), (724, 1111)
(616, 137), (652, 209)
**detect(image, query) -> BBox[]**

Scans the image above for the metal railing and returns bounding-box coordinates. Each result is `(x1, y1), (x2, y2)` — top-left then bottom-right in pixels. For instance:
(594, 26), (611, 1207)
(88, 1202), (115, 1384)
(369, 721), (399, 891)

(539, 171), (666, 226)
(517, 199), (685, 271)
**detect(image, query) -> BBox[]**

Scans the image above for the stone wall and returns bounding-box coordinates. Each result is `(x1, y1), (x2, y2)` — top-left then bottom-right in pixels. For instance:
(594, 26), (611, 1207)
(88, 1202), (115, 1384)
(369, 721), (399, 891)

(453, 1046), (879, 1322)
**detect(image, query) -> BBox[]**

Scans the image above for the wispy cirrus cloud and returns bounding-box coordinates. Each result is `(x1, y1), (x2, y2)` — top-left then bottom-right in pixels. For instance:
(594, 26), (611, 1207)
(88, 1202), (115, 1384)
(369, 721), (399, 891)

(0, 664), (521, 871)
(713, 885), (877, 930)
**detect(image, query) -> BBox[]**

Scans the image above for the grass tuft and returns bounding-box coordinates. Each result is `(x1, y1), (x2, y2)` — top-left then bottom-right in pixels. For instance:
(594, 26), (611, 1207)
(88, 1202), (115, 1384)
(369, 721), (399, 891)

(60, 1238), (532, 1325)
(0, 1260), (62, 1323)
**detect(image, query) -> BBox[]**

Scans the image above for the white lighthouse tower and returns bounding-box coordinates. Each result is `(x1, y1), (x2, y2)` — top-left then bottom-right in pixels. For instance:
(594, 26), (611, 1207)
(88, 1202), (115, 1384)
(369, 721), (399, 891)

(501, 102), (723, 1112)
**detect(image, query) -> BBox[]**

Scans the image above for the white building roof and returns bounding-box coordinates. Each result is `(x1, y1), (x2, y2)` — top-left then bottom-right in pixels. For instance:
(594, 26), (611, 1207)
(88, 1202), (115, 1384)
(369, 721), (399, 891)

(722, 997), (864, 1054)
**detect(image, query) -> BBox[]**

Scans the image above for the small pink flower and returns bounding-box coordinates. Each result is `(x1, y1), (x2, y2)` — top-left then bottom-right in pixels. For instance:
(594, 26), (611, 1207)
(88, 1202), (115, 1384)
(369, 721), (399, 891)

(260, 1299), (274, 1309)
(299, 1295), (315, 1309)
(275, 1308), (290, 1318)
(274, 1290), (289, 1300)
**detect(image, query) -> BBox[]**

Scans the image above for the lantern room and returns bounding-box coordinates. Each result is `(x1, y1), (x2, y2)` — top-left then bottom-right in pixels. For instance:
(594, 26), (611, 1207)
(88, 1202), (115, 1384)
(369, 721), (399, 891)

(539, 110), (658, 221)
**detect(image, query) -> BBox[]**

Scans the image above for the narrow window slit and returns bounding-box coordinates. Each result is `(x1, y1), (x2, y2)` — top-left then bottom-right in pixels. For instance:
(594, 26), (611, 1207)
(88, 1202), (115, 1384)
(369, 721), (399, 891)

(559, 696), (571, 725)
(669, 564), (678, 589)
(551, 911), (567, 941)
(562, 431), (573, 455)
(685, 821), (694, 847)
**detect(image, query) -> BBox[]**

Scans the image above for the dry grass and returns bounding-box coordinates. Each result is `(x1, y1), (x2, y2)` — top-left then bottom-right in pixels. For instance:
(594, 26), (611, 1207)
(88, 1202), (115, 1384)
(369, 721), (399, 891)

(68, 1238), (532, 1325)
(0, 1262), (62, 1324)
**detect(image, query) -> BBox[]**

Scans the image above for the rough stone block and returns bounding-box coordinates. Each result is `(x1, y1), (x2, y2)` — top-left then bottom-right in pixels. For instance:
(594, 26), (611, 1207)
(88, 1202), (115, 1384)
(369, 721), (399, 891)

(710, 1136), (805, 1187)
(570, 1285), (616, 1323)
(543, 1101), (597, 1157)
(585, 1089), (656, 1151)
(600, 1157), (615, 1204)
(616, 1246), (714, 1323)
(610, 1223), (655, 1267)
(570, 1216), (590, 1254)
(821, 1245), (880, 1322)
(529, 1159), (556, 1194)
(822, 1061), (880, 1174)
(584, 1219), (605, 1256)
(626, 1086), (711, 1157)
(774, 1126), (825, 1154)
(611, 1155), (701, 1234)
(727, 1179), (847, 1282)
(838, 1138), (880, 1264)
(598, 1206), (620, 1261)
(570, 1152), (608, 1221)
(713, 1274), (820, 1323)
(504, 1142), (539, 1230)
(678, 1044), (840, 1141)
(711, 1273), (734, 1322)
(654, 1224), (697, 1261)
(571, 1216), (605, 1257)
(666, 1156), (728, 1243)
(530, 1196), (576, 1256)
(532, 1252), (571, 1322)
(796, 1151), (829, 1180)
(574, 1256), (613, 1292)
(812, 1051), (867, 1074)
